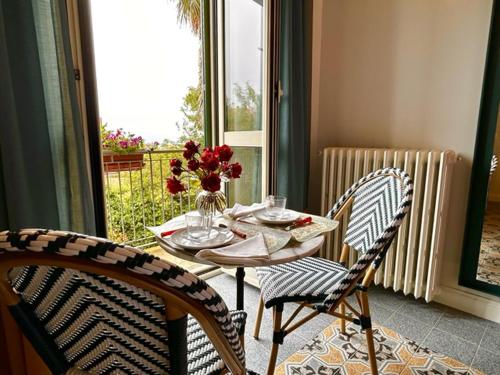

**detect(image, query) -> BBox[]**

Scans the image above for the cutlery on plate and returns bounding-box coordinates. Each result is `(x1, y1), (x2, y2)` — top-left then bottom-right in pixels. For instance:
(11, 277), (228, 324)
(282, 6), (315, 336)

(219, 224), (247, 239)
(285, 216), (313, 231)
(161, 228), (181, 237)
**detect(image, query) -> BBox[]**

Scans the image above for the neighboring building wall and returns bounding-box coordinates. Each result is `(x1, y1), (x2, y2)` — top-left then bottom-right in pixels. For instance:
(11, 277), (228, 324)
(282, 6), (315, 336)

(309, 0), (500, 318)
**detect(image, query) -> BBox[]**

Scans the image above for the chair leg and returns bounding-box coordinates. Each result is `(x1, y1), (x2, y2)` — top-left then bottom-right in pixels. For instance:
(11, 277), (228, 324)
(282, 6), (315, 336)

(266, 304), (283, 375)
(339, 302), (346, 333)
(253, 295), (264, 339)
(239, 334), (245, 350)
(359, 292), (378, 375)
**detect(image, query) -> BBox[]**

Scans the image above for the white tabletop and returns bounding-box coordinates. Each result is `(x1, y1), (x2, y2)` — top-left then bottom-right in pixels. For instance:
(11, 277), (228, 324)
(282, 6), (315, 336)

(155, 233), (325, 268)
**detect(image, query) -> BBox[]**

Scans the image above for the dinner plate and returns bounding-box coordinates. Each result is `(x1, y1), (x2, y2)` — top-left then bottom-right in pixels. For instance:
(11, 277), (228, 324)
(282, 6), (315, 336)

(253, 209), (300, 225)
(170, 227), (234, 250)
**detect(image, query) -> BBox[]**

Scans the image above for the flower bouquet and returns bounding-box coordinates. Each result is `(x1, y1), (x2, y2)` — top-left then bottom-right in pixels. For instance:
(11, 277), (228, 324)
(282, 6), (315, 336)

(166, 141), (242, 216)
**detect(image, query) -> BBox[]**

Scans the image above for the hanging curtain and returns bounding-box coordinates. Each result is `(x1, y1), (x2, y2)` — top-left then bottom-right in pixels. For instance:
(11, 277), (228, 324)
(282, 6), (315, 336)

(276, 0), (311, 211)
(0, 0), (96, 233)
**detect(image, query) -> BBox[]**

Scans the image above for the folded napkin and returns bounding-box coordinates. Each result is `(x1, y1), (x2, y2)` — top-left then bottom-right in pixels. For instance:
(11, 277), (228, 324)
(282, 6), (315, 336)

(195, 233), (269, 266)
(226, 203), (265, 219)
(146, 215), (186, 237)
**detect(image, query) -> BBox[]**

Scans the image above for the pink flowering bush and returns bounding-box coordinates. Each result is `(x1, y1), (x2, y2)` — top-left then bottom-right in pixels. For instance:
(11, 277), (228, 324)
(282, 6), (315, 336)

(101, 122), (158, 154)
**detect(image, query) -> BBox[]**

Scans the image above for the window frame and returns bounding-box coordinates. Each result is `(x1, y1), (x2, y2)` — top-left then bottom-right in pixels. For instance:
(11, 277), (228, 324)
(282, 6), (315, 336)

(211, 0), (279, 202)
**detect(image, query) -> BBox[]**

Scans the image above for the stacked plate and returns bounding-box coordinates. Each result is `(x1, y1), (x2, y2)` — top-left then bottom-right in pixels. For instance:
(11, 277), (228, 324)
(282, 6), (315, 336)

(170, 227), (234, 250)
(253, 209), (300, 225)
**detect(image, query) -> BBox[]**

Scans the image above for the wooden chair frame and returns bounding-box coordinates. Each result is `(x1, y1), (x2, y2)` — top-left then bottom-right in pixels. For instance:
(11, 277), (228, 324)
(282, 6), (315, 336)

(253, 195), (386, 375)
(0, 252), (246, 375)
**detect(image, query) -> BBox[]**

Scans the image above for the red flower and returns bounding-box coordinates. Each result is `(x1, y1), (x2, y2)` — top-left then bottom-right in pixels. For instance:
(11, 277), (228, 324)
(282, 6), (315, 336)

(215, 144), (233, 162)
(170, 159), (182, 168)
(166, 177), (186, 194)
(183, 140), (200, 160)
(171, 166), (182, 176)
(201, 173), (221, 192)
(200, 147), (214, 160)
(187, 159), (200, 171)
(201, 148), (219, 171)
(230, 163), (242, 178)
(202, 157), (220, 171)
(184, 140), (199, 151)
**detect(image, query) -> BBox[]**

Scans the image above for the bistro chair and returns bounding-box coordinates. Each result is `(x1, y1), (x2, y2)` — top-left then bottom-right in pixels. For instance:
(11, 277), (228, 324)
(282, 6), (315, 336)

(0, 229), (252, 375)
(253, 168), (413, 375)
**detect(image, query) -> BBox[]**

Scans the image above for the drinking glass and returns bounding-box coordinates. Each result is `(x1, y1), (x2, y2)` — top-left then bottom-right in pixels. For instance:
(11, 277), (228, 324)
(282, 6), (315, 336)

(265, 195), (287, 218)
(185, 211), (212, 240)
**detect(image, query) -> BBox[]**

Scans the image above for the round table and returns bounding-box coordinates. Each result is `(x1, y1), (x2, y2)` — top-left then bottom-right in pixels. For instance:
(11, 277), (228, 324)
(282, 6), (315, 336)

(156, 234), (325, 310)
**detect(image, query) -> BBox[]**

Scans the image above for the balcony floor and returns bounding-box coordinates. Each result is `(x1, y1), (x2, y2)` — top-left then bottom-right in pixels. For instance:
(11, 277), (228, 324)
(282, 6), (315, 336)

(206, 274), (500, 375)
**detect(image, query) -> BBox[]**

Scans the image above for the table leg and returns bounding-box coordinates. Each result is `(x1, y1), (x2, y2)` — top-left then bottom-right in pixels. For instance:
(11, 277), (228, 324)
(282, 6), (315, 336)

(236, 267), (245, 310)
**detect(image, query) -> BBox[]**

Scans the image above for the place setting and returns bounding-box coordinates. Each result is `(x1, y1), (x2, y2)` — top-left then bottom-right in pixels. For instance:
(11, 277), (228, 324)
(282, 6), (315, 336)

(149, 193), (338, 268)
(227, 195), (338, 244)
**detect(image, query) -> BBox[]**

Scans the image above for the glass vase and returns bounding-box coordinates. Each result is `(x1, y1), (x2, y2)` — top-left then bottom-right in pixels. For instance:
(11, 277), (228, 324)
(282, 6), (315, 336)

(195, 190), (227, 234)
(195, 190), (227, 216)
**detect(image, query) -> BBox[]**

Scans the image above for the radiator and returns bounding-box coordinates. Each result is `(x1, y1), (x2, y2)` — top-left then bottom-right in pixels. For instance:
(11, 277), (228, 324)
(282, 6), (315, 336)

(320, 148), (456, 301)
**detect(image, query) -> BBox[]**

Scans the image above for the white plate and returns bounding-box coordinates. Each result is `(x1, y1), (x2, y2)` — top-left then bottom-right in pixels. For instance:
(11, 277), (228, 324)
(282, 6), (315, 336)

(170, 227), (234, 250)
(253, 209), (300, 225)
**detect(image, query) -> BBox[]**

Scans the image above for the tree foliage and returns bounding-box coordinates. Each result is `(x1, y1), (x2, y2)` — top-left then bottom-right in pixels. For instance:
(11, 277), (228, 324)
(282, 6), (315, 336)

(105, 152), (199, 245)
(177, 85), (204, 146)
(226, 82), (262, 131)
(171, 0), (201, 36)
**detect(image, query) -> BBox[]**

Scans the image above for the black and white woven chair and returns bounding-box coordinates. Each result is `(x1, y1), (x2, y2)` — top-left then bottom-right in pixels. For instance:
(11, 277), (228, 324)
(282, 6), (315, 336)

(0, 229), (253, 375)
(253, 168), (413, 375)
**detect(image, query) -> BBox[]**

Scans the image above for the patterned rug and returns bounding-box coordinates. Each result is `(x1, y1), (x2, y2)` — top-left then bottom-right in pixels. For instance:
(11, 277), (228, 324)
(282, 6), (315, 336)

(276, 320), (484, 375)
(478, 202), (500, 286)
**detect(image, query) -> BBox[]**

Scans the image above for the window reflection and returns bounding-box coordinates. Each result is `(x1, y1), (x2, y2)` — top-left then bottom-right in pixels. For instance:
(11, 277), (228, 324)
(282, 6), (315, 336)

(224, 0), (263, 131)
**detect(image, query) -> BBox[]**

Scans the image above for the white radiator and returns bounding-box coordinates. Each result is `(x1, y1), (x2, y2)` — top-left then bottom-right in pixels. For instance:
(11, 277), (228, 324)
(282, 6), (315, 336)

(320, 148), (456, 301)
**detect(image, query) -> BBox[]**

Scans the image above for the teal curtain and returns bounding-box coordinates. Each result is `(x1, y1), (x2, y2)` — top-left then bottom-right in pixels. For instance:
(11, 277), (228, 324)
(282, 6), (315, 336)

(276, 0), (310, 211)
(0, 0), (96, 233)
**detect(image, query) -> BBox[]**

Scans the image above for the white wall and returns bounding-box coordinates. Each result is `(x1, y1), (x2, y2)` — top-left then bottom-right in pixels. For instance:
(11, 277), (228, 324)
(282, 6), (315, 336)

(309, 0), (500, 317)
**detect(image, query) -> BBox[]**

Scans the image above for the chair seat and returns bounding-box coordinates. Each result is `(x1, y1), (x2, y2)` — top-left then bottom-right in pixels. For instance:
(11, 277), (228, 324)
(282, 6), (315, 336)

(256, 257), (349, 308)
(188, 310), (246, 375)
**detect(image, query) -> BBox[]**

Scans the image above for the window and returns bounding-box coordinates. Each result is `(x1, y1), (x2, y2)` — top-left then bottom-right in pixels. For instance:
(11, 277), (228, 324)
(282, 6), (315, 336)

(214, 0), (271, 205)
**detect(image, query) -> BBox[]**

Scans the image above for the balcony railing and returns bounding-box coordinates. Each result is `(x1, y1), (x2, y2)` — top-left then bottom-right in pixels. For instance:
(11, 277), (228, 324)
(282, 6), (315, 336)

(102, 150), (198, 248)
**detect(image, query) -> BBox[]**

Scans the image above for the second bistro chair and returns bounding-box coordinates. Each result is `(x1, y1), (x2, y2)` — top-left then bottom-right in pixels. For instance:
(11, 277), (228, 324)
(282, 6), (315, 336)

(253, 168), (413, 375)
(0, 229), (252, 375)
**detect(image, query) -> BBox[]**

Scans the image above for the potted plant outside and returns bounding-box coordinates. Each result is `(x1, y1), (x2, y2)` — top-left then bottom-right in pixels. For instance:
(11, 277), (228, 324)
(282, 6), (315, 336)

(101, 123), (147, 173)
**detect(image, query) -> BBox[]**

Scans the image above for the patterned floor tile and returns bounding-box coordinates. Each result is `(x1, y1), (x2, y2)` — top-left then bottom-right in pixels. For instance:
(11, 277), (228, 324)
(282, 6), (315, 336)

(477, 202), (500, 286)
(277, 320), (484, 375)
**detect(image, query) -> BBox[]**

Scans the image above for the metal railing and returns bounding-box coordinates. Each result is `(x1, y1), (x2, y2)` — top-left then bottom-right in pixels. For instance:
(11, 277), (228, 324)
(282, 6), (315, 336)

(102, 149), (198, 248)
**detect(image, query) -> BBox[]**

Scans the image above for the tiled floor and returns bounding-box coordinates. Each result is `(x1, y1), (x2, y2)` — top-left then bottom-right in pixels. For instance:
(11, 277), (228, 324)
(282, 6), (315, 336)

(478, 201), (500, 286)
(206, 274), (500, 375)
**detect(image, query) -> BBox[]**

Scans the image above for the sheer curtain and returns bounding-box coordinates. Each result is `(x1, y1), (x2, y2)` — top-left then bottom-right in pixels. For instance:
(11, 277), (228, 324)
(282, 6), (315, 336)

(0, 0), (95, 233)
(276, 0), (311, 211)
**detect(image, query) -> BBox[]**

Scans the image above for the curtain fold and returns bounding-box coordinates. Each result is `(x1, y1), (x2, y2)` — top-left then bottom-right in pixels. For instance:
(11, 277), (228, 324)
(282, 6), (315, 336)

(0, 0), (95, 233)
(276, 0), (310, 211)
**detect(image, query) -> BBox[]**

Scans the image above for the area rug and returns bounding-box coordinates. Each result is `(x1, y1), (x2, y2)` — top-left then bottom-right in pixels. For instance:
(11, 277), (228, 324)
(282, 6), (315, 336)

(275, 320), (484, 375)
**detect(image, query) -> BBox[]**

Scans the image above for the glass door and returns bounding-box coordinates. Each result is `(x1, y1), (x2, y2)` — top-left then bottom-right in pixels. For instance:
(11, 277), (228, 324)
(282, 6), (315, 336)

(216, 0), (269, 205)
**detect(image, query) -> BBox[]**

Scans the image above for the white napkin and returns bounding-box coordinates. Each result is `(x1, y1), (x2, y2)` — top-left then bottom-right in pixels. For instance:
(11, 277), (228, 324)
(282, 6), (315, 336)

(227, 203), (265, 219)
(195, 233), (269, 266)
(146, 215), (186, 237)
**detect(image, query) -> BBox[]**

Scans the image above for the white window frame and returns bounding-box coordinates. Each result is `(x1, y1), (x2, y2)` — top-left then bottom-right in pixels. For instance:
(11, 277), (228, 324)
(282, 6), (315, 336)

(215, 0), (271, 201)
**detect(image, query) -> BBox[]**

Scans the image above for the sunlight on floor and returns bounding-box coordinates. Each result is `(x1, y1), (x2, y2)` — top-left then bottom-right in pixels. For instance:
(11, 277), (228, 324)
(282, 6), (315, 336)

(145, 245), (204, 272)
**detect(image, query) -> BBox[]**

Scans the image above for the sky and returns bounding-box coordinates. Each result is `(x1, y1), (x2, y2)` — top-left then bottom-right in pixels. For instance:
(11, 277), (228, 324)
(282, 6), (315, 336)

(226, 0), (263, 103)
(90, 0), (200, 143)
